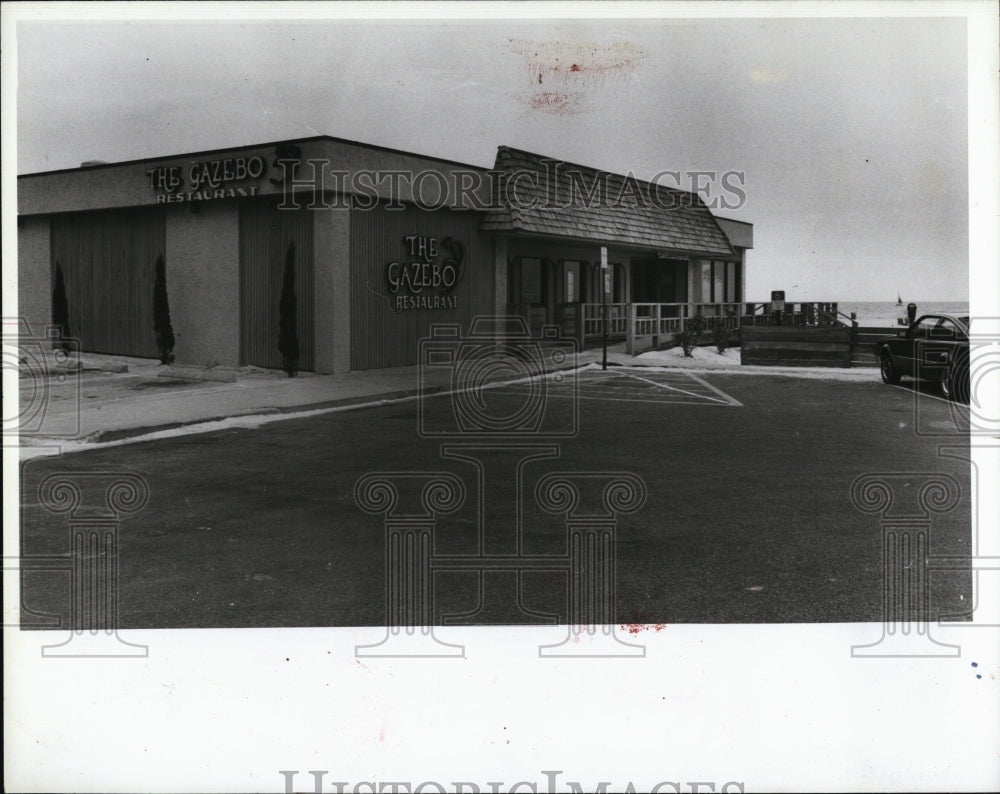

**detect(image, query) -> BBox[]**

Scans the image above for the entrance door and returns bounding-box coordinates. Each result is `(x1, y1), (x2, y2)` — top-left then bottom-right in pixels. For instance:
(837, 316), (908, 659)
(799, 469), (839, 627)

(630, 256), (686, 303)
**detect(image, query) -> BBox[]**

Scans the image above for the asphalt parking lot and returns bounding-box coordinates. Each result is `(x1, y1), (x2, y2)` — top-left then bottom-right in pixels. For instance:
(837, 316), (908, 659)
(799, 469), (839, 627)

(18, 368), (972, 627)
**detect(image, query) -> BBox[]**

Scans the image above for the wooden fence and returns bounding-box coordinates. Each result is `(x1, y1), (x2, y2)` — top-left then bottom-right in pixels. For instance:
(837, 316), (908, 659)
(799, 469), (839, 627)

(741, 325), (853, 367)
(851, 326), (901, 367)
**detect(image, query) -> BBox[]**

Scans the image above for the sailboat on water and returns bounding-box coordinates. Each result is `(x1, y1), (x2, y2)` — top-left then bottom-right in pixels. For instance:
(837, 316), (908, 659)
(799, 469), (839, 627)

(897, 292), (903, 306)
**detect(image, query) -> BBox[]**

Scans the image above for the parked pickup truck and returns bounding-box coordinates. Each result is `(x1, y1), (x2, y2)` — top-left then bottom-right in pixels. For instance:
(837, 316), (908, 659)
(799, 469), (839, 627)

(875, 314), (970, 402)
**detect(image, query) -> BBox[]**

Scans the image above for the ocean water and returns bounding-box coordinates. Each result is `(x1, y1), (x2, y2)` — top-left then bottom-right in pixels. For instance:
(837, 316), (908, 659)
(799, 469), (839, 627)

(836, 300), (970, 326)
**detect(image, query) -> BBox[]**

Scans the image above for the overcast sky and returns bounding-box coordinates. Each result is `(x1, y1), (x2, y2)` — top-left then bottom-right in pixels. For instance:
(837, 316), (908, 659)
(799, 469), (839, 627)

(13, 12), (973, 301)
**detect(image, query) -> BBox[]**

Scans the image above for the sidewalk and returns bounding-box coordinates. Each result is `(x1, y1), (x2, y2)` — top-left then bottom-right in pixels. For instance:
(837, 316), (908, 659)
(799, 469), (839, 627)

(14, 344), (880, 454)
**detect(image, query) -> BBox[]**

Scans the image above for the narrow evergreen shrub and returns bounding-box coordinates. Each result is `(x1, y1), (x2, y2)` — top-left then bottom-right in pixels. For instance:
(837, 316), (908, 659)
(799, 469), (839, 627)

(52, 262), (71, 352)
(153, 254), (176, 364)
(278, 241), (300, 377)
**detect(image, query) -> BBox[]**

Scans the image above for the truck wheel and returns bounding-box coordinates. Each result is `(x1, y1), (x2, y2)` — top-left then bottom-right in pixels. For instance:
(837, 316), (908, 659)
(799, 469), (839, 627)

(880, 350), (901, 385)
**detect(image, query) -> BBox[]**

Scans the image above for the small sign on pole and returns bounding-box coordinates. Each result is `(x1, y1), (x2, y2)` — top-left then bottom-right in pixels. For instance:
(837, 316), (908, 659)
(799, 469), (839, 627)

(600, 247), (609, 370)
(770, 290), (785, 326)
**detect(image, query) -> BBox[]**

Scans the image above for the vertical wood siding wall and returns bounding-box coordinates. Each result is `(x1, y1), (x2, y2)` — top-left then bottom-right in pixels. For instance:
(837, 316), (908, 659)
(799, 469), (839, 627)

(50, 207), (165, 357)
(239, 198), (315, 370)
(349, 204), (495, 370)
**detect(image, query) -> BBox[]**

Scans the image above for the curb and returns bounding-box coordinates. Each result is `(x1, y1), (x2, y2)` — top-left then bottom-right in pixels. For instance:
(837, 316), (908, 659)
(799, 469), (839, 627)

(82, 386), (448, 444)
(158, 365), (238, 383)
(48, 361), (130, 375)
(79, 364), (596, 445)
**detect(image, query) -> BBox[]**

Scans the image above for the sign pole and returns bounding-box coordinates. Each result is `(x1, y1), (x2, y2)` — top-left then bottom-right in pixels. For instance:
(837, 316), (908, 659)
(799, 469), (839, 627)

(770, 290), (785, 326)
(601, 247), (609, 370)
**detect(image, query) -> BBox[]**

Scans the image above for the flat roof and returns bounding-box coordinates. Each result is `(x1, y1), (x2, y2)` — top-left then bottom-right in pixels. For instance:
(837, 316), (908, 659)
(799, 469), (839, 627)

(18, 134), (489, 179)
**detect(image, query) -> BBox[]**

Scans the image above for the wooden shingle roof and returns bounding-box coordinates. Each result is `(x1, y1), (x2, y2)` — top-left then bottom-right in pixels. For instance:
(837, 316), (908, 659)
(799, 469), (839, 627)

(481, 146), (734, 257)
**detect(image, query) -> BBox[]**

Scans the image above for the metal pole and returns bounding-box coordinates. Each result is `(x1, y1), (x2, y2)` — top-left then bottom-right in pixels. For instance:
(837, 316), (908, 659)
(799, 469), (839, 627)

(602, 299), (608, 370)
(600, 248), (609, 370)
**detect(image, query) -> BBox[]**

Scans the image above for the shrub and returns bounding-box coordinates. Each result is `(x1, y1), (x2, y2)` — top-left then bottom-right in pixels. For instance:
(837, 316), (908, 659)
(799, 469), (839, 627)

(713, 322), (730, 354)
(677, 314), (706, 357)
(278, 241), (300, 377)
(52, 261), (71, 352)
(153, 255), (176, 365)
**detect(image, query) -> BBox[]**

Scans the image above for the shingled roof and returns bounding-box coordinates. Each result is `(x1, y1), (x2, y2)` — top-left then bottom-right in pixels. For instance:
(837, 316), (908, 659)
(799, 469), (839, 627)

(481, 146), (734, 257)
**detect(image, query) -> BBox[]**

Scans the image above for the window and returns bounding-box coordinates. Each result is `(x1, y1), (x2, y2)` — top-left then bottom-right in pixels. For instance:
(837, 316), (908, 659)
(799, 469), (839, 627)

(612, 263), (624, 303)
(699, 260), (712, 303)
(712, 261), (725, 303)
(909, 318), (933, 338)
(560, 260), (582, 303)
(931, 317), (967, 339)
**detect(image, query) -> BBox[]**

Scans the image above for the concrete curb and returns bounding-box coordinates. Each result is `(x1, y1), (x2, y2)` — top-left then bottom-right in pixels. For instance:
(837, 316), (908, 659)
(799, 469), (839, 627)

(49, 360), (130, 375)
(82, 386), (449, 444)
(158, 365), (238, 383)
(70, 365), (594, 445)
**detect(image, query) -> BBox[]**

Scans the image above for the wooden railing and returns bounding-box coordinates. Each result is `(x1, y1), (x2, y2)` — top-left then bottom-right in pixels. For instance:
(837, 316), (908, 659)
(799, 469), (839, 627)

(620, 301), (850, 355)
(510, 301), (854, 356)
(631, 303), (687, 339)
(582, 302), (629, 338)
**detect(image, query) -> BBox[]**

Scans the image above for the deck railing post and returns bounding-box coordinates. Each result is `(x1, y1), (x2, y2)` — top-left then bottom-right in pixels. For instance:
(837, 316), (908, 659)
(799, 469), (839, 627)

(626, 303), (636, 356)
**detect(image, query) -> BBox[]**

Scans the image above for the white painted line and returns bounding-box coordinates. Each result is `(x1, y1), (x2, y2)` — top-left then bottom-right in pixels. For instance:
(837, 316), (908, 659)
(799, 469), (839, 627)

(888, 383), (954, 405)
(528, 393), (730, 406)
(620, 370), (735, 405)
(682, 372), (745, 407)
(18, 392), (428, 457)
(499, 369), (742, 407)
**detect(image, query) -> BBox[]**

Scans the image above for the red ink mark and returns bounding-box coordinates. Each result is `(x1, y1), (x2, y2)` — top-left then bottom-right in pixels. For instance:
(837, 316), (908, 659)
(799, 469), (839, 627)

(528, 91), (580, 115)
(379, 727), (385, 742)
(620, 623), (668, 634)
(508, 39), (644, 88)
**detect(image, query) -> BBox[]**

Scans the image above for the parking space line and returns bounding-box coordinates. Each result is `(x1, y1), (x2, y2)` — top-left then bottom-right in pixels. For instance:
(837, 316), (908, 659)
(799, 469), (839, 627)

(500, 389), (728, 406)
(679, 372), (744, 407)
(496, 368), (743, 407)
(887, 383), (954, 405)
(621, 370), (738, 405)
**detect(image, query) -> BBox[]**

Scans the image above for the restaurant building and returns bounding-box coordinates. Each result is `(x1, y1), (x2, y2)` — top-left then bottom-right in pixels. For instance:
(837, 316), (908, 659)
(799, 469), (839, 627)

(17, 136), (752, 372)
